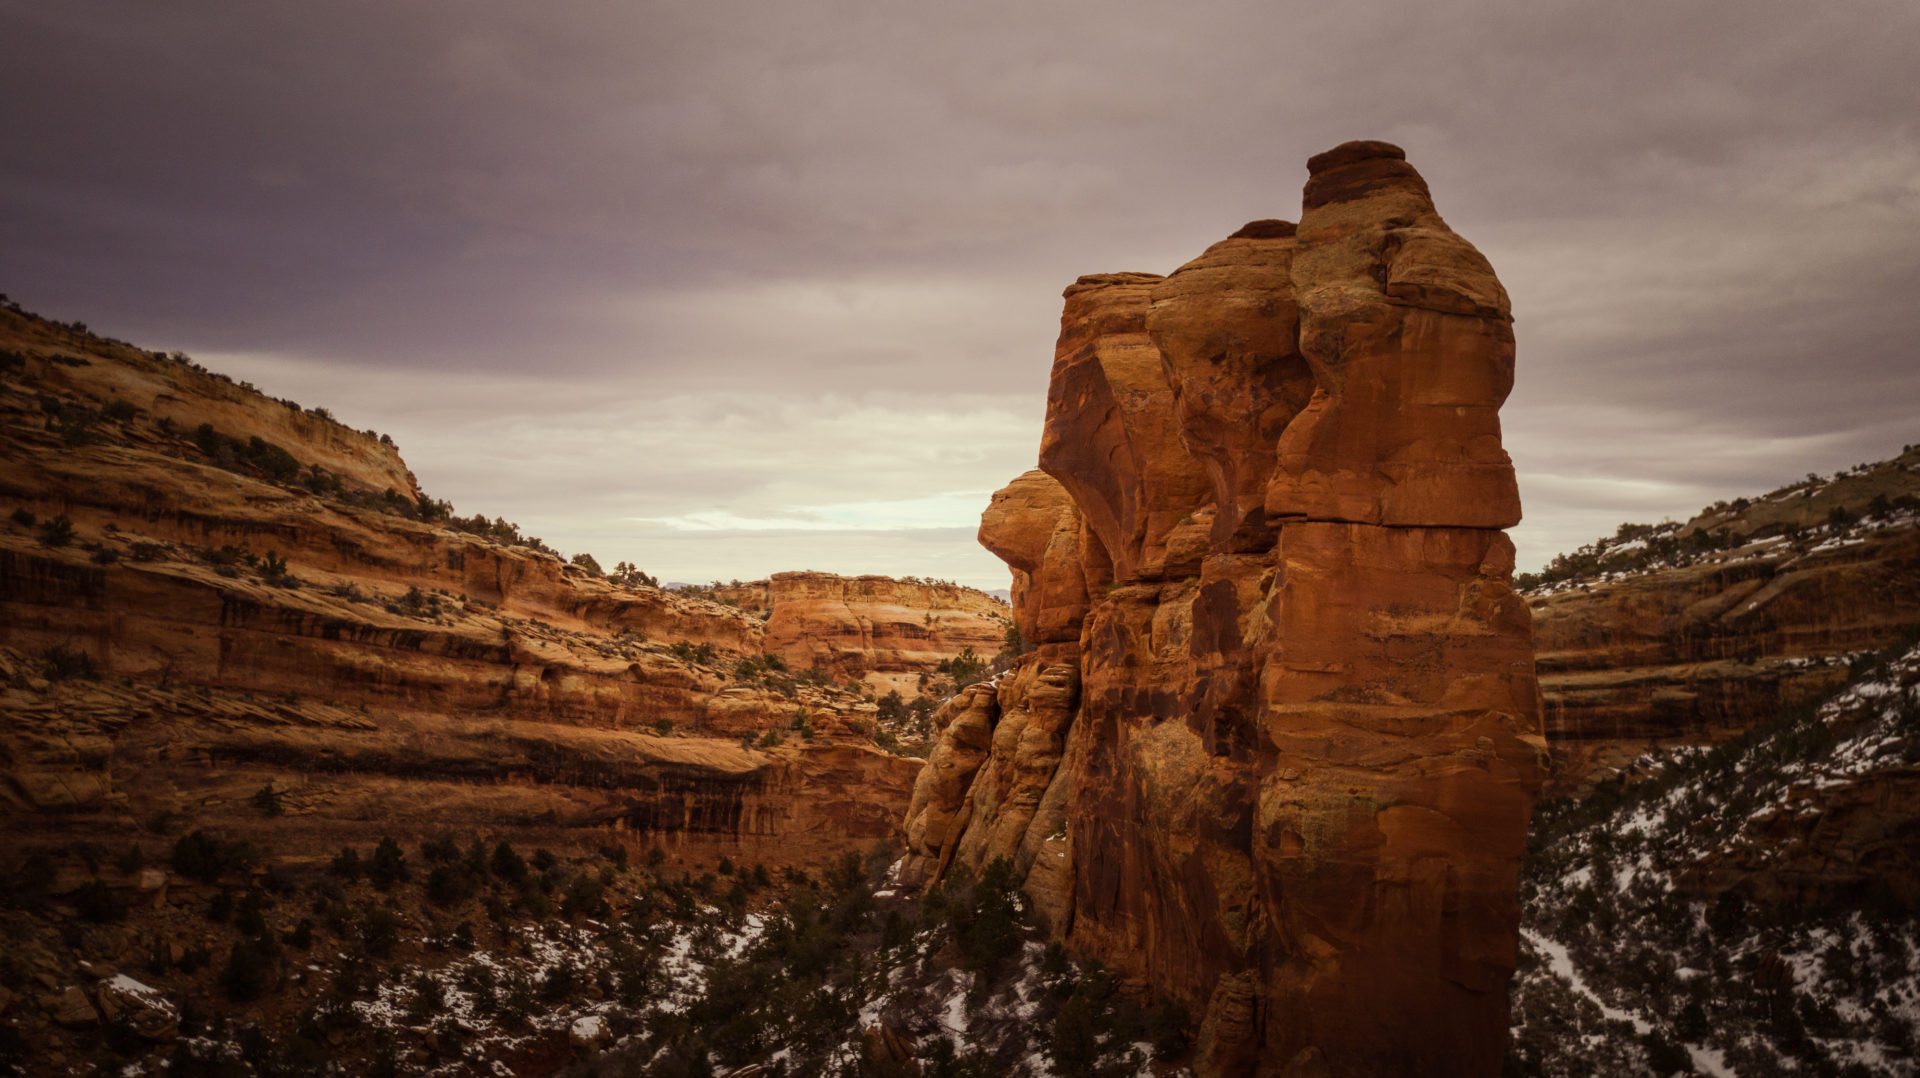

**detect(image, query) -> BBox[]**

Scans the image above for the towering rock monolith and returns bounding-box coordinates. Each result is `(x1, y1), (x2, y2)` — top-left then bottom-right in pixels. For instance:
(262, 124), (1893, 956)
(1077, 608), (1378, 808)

(901, 140), (1546, 1076)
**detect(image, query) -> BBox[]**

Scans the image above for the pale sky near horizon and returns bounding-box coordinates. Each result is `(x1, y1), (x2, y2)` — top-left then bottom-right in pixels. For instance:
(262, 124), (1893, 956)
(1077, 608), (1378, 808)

(4, 2), (1916, 590)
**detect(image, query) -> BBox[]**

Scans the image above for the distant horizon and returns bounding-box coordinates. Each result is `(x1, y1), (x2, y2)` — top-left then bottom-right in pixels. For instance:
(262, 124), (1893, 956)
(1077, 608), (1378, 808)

(7, 289), (1917, 593)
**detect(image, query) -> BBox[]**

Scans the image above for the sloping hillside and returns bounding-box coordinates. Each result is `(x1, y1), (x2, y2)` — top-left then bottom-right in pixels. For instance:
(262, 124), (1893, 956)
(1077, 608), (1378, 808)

(1525, 446), (1920, 791)
(1513, 638), (1920, 1075)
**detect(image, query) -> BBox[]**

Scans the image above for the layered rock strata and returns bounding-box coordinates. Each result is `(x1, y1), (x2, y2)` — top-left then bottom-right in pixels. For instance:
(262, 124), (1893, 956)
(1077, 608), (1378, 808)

(728, 571), (1009, 695)
(901, 141), (1546, 1076)
(1527, 448), (1920, 791)
(0, 304), (920, 873)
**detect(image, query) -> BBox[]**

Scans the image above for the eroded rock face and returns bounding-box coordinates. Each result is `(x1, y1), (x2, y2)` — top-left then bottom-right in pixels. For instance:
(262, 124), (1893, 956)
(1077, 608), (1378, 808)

(898, 683), (998, 887)
(1252, 523), (1540, 1070)
(1527, 450), (1920, 792)
(1039, 273), (1212, 584)
(977, 470), (1089, 647)
(903, 141), (1544, 1076)
(1147, 220), (1313, 552)
(754, 571), (1008, 695)
(1270, 141), (1520, 530)
(0, 305), (921, 873)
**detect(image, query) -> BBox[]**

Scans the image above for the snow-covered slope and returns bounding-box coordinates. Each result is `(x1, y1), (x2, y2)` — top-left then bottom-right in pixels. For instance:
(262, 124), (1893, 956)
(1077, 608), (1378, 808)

(1513, 640), (1920, 1075)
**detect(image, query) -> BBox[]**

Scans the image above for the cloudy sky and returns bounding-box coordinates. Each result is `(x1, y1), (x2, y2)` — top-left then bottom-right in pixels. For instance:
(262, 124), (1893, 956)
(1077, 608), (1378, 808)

(4, 1), (1916, 590)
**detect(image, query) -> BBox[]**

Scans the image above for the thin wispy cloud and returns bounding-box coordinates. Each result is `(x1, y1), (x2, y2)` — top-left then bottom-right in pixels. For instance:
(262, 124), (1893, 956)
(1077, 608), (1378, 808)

(645, 493), (999, 534)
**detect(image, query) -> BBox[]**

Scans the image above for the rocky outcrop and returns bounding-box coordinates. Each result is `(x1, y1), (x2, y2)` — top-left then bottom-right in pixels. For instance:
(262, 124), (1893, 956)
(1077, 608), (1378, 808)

(0, 303), (921, 875)
(902, 141), (1545, 1076)
(1683, 753), (1920, 913)
(977, 470), (1088, 647)
(1526, 448), (1920, 791)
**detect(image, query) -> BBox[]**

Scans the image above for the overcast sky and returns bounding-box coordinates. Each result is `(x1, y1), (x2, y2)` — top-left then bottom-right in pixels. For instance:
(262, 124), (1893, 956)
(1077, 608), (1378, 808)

(4, 1), (1916, 589)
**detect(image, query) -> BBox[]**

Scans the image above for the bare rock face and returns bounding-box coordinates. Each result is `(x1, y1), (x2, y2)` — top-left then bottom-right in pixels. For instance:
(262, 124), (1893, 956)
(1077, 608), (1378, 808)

(904, 142), (1544, 1076)
(1147, 220), (1313, 552)
(1039, 273), (1213, 584)
(754, 571), (1008, 694)
(898, 684), (996, 878)
(1527, 448), (1920, 791)
(1251, 522), (1540, 1069)
(977, 470), (1089, 647)
(1270, 141), (1520, 530)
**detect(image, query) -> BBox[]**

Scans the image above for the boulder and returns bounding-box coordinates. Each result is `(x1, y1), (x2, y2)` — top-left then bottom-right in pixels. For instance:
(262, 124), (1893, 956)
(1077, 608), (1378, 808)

(95, 974), (178, 1041)
(46, 986), (96, 1028)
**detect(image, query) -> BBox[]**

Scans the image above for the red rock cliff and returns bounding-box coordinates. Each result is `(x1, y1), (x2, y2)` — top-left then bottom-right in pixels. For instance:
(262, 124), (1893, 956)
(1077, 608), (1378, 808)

(902, 141), (1546, 1076)
(1525, 447), (1920, 791)
(0, 305), (921, 874)
(710, 571), (1009, 696)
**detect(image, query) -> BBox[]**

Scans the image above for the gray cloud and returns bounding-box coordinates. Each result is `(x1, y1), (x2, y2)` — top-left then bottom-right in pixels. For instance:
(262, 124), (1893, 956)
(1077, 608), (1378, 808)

(3, 0), (1915, 588)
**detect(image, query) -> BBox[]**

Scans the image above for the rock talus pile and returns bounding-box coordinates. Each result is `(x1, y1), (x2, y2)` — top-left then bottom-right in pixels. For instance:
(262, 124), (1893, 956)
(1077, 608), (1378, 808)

(901, 141), (1546, 1076)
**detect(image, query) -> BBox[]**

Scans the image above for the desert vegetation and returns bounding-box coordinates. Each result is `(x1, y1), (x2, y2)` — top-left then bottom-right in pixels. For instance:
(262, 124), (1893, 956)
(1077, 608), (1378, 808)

(0, 824), (1194, 1077)
(1518, 450), (1920, 592)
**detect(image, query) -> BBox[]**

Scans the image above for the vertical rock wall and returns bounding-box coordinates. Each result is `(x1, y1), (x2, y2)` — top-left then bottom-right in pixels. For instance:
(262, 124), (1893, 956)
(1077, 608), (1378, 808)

(899, 141), (1545, 1076)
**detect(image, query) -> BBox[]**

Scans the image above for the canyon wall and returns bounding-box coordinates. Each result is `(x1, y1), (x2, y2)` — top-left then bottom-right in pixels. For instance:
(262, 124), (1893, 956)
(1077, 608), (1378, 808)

(0, 304), (922, 876)
(708, 571), (1009, 696)
(1526, 448), (1920, 791)
(902, 142), (1546, 1076)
